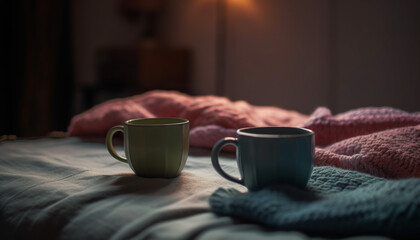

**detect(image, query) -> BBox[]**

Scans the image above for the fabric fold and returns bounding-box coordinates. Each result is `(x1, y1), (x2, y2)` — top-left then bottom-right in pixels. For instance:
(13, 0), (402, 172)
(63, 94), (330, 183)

(67, 90), (308, 149)
(209, 166), (420, 239)
(67, 91), (420, 178)
(303, 106), (420, 146)
(314, 125), (420, 178)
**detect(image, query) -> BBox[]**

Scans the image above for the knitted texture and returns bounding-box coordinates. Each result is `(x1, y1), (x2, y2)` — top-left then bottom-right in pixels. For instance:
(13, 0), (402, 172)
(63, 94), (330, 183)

(209, 166), (420, 239)
(67, 90), (308, 148)
(303, 107), (420, 146)
(314, 125), (420, 178)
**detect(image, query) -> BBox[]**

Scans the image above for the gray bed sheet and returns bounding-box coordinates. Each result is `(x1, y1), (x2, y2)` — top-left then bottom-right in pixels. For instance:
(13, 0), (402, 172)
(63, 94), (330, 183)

(0, 138), (389, 240)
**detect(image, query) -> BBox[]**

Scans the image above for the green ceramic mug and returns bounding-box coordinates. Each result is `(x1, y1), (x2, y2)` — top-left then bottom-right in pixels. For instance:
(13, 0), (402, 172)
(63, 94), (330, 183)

(211, 127), (314, 191)
(106, 118), (189, 178)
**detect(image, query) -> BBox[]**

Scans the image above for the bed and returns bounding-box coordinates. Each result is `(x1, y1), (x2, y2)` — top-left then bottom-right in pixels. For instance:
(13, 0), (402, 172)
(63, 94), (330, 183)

(1, 91), (419, 240)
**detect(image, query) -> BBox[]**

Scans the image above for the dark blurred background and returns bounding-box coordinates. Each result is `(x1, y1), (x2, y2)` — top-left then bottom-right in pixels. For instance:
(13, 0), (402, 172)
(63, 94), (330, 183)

(1, 0), (420, 137)
(1, 0), (74, 137)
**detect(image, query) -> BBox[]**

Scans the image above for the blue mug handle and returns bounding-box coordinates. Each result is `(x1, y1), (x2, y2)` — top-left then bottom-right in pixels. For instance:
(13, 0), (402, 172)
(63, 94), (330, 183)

(211, 137), (244, 185)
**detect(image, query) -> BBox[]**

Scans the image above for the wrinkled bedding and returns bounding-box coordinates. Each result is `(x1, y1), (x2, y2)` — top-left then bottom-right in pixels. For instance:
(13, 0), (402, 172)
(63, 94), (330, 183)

(302, 107), (420, 146)
(315, 125), (420, 178)
(67, 90), (308, 149)
(68, 91), (420, 179)
(2, 91), (420, 239)
(0, 138), (389, 240)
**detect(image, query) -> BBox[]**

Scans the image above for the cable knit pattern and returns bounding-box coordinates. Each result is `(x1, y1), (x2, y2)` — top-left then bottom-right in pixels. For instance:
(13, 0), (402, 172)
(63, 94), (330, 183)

(303, 107), (420, 146)
(315, 125), (420, 178)
(209, 166), (420, 239)
(67, 90), (307, 148)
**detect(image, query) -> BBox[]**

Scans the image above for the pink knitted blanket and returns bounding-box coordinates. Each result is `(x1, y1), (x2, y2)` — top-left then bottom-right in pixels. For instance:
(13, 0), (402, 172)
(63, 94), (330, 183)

(67, 90), (308, 148)
(315, 125), (420, 178)
(302, 106), (420, 146)
(68, 91), (420, 178)
(303, 107), (420, 178)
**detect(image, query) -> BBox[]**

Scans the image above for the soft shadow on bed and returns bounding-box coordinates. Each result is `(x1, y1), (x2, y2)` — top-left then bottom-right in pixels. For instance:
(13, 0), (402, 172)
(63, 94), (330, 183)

(102, 172), (196, 195)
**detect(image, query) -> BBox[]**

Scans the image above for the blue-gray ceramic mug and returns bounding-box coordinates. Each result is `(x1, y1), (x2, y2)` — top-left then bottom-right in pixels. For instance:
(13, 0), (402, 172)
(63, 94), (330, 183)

(211, 127), (314, 191)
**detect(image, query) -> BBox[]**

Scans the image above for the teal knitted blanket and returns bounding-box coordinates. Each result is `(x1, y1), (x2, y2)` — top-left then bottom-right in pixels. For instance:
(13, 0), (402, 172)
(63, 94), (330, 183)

(209, 166), (420, 239)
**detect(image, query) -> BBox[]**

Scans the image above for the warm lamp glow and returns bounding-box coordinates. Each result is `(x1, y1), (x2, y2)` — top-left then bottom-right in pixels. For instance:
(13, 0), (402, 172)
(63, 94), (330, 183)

(228, 0), (261, 19)
(199, 0), (260, 18)
(229, 0), (254, 9)
(198, 0), (264, 95)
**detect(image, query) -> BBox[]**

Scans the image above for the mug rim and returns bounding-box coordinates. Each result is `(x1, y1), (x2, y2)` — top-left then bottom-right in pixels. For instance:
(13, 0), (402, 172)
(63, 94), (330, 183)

(237, 126), (314, 138)
(125, 118), (189, 127)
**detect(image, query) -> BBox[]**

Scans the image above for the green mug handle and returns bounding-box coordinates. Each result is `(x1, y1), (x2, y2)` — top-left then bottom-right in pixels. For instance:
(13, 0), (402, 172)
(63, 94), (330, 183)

(211, 137), (243, 185)
(106, 125), (128, 163)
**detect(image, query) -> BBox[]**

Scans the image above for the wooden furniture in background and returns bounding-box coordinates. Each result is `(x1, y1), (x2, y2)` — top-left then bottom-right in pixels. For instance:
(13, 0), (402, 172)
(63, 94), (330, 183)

(83, 45), (191, 109)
